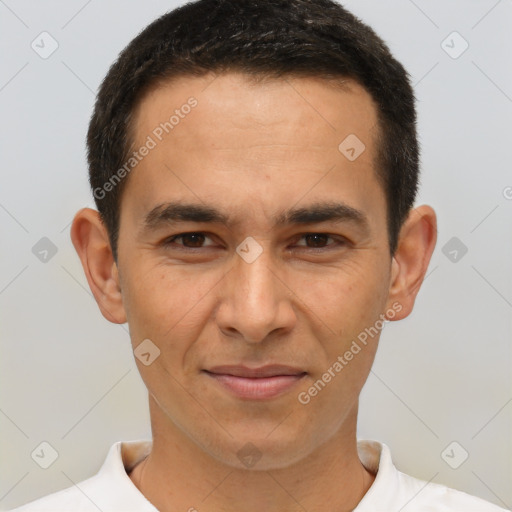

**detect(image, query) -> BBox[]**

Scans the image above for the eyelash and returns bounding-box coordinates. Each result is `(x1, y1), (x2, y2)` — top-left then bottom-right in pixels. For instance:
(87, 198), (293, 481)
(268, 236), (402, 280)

(161, 232), (347, 251)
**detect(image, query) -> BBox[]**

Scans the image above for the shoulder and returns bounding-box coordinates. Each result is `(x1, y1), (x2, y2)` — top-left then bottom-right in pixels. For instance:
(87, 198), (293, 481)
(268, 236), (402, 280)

(395, 470), (508, 511)
(356, 440), (508, 512)
(8, 476), (103, 511)
(8, 440), (156, 512)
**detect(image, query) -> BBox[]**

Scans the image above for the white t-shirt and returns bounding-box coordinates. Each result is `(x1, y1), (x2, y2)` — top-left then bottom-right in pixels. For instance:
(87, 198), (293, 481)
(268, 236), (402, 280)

(10, 439), (507, 511)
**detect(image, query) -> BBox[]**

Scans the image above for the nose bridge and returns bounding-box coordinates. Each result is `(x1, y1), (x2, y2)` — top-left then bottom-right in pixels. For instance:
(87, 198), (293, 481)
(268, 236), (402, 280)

(235, 246), (277, 306)
(216, 240), (294, 343)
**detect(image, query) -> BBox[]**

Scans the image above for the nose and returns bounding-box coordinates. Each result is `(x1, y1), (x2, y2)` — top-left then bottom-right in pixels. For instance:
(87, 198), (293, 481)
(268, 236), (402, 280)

(215, 244), (297, 344)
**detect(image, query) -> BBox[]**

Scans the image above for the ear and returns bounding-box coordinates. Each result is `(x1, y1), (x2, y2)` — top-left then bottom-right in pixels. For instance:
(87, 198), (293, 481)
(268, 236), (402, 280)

(70, 208), (127, 324)
(385, 205), (437, 321)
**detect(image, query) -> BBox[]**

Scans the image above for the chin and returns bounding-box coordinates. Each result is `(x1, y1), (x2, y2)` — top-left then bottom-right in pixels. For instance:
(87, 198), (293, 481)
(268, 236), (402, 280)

(202, 429), (316, 471)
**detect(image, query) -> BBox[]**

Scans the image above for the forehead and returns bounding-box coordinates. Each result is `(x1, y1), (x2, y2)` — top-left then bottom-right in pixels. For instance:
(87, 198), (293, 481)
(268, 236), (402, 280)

(132, 72), (379, 150)
(122, 72), (384, 231)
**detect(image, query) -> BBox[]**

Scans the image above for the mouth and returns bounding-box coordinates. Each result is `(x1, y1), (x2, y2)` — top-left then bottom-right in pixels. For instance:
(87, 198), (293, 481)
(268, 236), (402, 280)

(203, 365), (307, 400)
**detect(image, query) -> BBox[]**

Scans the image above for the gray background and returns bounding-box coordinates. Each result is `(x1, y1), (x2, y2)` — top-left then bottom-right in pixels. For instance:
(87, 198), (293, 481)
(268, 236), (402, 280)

(1, 0), (511, 509)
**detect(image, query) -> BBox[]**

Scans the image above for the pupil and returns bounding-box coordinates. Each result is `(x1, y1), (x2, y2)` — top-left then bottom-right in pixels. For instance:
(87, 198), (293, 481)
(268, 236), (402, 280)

(307, 234), (328, 247)
(184, 233), (204, 247)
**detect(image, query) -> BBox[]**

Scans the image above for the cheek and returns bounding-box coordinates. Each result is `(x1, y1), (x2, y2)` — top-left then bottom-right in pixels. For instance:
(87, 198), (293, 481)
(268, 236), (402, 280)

(292, 258), (388, 335)
(294, 268), (385, 424)
(122, 262), (220, 351)
(124, 265), (217, 400)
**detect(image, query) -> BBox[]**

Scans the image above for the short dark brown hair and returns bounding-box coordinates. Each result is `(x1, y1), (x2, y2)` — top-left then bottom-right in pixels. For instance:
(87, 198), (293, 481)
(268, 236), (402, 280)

(87, 0), (419, 260)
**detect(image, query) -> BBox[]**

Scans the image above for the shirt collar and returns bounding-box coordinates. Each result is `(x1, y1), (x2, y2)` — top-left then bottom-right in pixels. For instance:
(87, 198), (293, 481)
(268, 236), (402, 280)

(354, 439), (400, 511)
(99, 438), (394, 510)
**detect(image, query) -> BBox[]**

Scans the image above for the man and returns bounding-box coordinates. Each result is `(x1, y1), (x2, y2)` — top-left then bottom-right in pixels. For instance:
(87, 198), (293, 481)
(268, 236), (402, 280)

(11, 0), (506, 510)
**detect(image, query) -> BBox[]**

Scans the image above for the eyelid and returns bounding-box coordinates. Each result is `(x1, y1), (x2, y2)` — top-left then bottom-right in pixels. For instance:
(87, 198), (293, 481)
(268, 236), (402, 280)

(162, 231), (349, 250)
(163, 232), (217, 247)
(292, 233), (347, 248)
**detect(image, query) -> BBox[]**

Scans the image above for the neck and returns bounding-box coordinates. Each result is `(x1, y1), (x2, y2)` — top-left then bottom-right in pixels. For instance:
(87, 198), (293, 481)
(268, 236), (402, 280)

(129, 396), (375, 512)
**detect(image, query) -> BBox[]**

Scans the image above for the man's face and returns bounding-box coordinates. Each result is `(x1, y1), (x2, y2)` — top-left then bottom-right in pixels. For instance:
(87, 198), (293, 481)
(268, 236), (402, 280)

(116, 72), (395, 469)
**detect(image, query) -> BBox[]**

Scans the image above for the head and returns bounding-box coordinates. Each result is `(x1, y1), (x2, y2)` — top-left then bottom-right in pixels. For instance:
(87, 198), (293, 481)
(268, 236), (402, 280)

(72, 0), (436, 470)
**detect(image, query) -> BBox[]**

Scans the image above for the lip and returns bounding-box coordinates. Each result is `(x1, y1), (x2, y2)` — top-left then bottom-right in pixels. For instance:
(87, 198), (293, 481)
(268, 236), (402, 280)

(204, 365), (307, 400)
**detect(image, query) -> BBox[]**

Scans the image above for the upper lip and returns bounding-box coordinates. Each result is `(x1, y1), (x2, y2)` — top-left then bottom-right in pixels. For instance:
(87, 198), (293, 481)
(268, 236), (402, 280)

(205, 365), (307, 378)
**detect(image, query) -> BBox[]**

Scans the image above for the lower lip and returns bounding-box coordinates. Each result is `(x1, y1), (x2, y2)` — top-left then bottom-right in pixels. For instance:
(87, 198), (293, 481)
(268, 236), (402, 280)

(205, 372), (306, 400)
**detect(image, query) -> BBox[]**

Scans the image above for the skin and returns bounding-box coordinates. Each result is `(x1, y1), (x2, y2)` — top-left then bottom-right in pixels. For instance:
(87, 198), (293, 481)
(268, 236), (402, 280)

(71, 72), (437, 512)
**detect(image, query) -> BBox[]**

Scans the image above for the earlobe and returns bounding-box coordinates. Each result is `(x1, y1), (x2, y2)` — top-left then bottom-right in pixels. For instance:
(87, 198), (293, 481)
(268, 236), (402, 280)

(385, 205), (437, 321)
(70, 208), (127, 324)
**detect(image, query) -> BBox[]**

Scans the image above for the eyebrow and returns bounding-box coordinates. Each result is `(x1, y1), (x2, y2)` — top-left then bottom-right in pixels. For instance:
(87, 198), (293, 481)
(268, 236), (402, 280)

(142, 200), (370, 234)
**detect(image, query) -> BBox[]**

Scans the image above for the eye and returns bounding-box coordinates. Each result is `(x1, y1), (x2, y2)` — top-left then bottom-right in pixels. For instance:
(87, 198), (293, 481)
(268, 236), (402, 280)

(161, 232), (347, 251)
(162, 232), (216, 248)
(293, 233), (346, 250)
